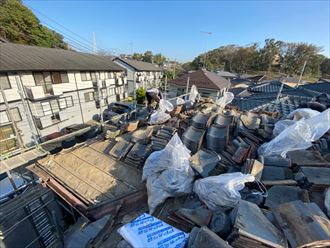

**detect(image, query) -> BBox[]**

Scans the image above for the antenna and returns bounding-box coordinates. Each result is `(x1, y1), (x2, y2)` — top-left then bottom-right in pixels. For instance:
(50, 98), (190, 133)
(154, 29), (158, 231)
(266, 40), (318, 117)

(92, 32), (97, 54)
(200, 31), (213, 69)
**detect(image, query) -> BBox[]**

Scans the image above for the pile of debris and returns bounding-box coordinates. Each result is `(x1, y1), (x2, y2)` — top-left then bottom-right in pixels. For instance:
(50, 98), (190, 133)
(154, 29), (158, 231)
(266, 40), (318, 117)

(107, 96), (330, 248)
(30, 91), (329, 248)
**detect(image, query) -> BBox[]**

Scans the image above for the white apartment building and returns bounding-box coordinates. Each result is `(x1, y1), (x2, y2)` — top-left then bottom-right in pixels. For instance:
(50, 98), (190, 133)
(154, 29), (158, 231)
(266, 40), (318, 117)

(0, 43), (127, 154)
(113, 58), (163, 94)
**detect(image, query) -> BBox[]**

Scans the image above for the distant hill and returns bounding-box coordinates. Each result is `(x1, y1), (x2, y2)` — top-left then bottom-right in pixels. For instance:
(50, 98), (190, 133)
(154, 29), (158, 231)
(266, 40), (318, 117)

(0, 0), (68, 49)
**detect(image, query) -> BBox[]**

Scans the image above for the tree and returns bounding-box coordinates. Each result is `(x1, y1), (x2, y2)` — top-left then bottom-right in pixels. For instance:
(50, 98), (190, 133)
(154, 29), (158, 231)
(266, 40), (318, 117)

(143, 51), (153, 63)
(154, 53), (166, 66)
(0, 0), (68, 49)
(136, 87), (146, 104)
(132, 53), (143, 60)
(320, 58), (330, 78)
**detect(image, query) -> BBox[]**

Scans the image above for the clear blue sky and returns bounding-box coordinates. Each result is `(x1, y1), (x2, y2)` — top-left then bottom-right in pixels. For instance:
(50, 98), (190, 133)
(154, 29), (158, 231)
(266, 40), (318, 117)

(23, 0), (330, 62)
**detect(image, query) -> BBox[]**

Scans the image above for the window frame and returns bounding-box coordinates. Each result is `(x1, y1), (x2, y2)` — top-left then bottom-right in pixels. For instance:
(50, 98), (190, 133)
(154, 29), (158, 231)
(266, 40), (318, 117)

(81, 72), (91, 81)
(0, 73), (11, 90)
(84, 92), (95, 102)
(60, 72), (69, 83)
(10, 107), (22, 122)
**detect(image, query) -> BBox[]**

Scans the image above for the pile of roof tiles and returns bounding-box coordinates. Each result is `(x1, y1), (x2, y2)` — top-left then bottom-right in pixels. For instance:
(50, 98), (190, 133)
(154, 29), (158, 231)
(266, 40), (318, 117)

(102, 94), (330, 248)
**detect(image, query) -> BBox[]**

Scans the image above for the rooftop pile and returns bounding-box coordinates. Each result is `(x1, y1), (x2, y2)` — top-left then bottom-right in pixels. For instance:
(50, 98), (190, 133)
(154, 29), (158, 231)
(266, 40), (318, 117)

(31, 86), (330, 248)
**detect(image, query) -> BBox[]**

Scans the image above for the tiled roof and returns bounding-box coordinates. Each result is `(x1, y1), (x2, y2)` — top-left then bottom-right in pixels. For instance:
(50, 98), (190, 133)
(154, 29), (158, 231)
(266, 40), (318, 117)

(168, 69), (231, 90)
(217, 71), (237, 78)
(114, 58), (162, 72)
(299, 82), (330, 95)
(0, 43), (124, 72)
(248, 81), (292, 93)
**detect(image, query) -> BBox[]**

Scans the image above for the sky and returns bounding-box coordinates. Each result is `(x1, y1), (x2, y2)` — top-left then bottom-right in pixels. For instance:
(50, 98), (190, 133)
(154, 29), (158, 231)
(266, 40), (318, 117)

(23, 0), (330, 62)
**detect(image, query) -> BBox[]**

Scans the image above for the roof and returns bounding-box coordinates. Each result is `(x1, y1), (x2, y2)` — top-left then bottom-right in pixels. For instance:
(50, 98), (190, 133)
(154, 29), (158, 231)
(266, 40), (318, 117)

(217, 71), (237, 78)
(299, 82), (330, 95)
(114, 58), (162, 72)
(168, 69), (231, 90)
(0, 43), (124, 72)
(248, 81), (293, 93)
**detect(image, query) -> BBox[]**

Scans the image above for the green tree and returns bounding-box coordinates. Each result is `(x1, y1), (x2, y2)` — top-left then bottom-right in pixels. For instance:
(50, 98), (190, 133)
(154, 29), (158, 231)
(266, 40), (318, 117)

(143, 51), (153, 63)
(320, 58), (330, 78)
(154, 53), (166, 66)
(136, 87), (146, 104)
(0, 0), (68, 49)
(132, 53), (143, 60)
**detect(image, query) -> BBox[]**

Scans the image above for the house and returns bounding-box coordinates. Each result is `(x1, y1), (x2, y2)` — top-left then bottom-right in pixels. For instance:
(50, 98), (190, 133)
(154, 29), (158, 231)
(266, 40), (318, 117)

(167, 69), (231, 99)
(217, 71), (237, 81)
(0, 43), (126, 154)
(113, 58), (163, 94)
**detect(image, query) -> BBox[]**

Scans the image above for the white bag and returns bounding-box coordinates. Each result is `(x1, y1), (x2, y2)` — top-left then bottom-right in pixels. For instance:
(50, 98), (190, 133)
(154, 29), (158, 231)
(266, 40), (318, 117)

(193, 172), (255, 210)
(216, 92), (234, 108)
(143, 134), (194, 213)
(189, 85), (199, 102)
(149, 99), (174, 125)
(118, 213), (188, 248)
(259, 109), (330, 157)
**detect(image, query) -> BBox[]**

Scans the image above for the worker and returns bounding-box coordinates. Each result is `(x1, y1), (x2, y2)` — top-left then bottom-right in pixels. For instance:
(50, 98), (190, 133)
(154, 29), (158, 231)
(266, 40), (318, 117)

(146, 88), (163, 109)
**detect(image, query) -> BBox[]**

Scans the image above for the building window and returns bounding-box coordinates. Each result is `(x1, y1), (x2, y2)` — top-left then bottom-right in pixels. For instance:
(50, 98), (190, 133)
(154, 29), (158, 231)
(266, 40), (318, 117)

(107, 72), (113, 79)
(0, 110), (9, 123)
(59, 96), (74, 109)
(0, 124), (18, 154)
(60, 72), (69, 83)
(81, 72), (91, 81)
(41, 101), (52, 116)
(10, 107), (22, 122)
(91, 72), (98, 82)
(65, 96), (73, 107)
(33, 72), (53, 94)
(52, 72), (62, 84)
(0, 74), (11, 90)
(84, 92), (95, 102)
(51, 72), (69, 84)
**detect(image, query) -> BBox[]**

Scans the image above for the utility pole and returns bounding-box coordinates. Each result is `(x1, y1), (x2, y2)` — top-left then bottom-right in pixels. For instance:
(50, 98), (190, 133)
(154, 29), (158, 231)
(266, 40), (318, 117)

(186, 76), (190, 94)
(0, 83), (24, 149)
(92, 32), (97, 54)
(15, 76), (39, 146)
(298, 60), (307, 85)
(133, 72), (137, 109)
(97, 78), (104, 127)
(200, 31), (212, 69)
(164, 74), (167, 100)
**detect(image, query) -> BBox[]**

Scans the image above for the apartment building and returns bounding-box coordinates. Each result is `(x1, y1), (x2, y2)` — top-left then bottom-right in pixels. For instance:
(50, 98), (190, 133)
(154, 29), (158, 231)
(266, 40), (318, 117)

(0, 43), (126, 154)
(113, 58), (163, 94)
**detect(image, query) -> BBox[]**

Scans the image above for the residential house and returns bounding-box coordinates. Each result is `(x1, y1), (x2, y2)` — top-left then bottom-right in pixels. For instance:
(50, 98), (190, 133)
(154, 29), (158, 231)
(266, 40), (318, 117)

(113, 58), (163, 95)
(167, 69), (231, 99)
(217, 71), (237, 81)
(0, 43), (126, 154)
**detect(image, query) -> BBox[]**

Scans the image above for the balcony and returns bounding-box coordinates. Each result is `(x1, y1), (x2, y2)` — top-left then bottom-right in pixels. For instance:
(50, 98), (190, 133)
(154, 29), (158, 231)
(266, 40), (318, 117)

(25, 86), (46, 100)
(34, 111), (68, 129)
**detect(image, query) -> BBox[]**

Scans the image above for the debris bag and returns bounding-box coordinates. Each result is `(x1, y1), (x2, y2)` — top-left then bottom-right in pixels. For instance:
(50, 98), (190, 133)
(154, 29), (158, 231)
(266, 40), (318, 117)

(287, 108), (320, 121)
(216, 92), (234, 108)
(189, 85), (199, 102)
(193, 172), (255, 210)
(273, 108), (320, 136)
(118, 213), (189, 248)
(149, 99), (173, 125)
(273, 119), (296, 136)
(176, 97), (186, 105)
(258, 109), (330, 158)
(142, 133), (194, 213)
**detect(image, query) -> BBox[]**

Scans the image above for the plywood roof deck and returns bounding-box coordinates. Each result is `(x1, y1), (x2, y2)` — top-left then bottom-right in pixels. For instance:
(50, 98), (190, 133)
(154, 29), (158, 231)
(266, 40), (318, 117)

(35, 139), (144, 207)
